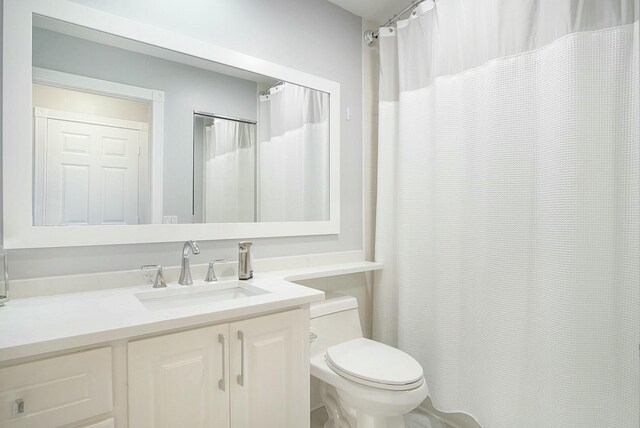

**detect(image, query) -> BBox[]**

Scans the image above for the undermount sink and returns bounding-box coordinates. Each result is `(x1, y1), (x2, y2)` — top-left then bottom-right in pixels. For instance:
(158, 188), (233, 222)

(135, 280), (269, 311)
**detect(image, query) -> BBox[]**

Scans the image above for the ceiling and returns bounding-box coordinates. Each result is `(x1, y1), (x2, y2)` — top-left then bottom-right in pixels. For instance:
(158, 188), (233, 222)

(326, 0), (414, 25)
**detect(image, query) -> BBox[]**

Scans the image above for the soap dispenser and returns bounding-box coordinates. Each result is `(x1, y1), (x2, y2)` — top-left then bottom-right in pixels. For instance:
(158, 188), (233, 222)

(238, 241), (253, 280)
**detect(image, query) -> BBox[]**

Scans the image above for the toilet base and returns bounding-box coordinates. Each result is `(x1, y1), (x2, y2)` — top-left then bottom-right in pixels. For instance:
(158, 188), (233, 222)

(319, 382), (406, 428)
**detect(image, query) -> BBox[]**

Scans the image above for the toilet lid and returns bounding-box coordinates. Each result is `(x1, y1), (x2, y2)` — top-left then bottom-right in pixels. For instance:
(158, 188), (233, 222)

(325, 338), (424, 391)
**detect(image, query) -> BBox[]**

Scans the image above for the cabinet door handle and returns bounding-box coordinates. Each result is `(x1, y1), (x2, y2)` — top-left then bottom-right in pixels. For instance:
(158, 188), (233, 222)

(218, 333), (226, 391)
(237, 330), (245, 386)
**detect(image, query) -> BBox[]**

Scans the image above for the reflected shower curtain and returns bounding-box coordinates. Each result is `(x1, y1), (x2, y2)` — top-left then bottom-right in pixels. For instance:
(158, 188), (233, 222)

(373, 1), (639, 427)
(258, 83), (330, 221)
(204, 120), (255, 222)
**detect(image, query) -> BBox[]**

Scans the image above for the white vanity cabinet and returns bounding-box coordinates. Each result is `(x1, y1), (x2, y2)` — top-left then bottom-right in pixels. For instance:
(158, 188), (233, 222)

(128, 309), (308, 428)
(0, 347), (113, 427)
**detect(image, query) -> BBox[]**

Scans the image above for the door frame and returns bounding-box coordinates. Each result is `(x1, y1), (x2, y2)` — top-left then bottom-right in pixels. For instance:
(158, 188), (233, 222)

(33, 107), (149, 225)
(32, 67), (165, 224)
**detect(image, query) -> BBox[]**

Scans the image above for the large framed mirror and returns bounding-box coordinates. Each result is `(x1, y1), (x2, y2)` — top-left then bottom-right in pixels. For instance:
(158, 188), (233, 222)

(2, 0), (340, 248)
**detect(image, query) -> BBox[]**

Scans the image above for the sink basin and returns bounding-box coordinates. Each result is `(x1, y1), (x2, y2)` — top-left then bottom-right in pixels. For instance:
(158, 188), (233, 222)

(135, 281), (269, 311)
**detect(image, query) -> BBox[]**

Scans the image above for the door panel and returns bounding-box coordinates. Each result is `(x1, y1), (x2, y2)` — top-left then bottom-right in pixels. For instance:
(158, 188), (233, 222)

(101, 166), (127, 222)
(128, 324), (229, 428)
(230, 309), (307, 428)
(61, 164), (90, 224)
(43, 118), (140, 225)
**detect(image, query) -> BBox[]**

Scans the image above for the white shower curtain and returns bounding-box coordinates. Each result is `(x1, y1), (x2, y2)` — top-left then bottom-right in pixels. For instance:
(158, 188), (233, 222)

(258, 83), (330, 221)
(373, 1), (639, 427)
(204, 119), (255, 223)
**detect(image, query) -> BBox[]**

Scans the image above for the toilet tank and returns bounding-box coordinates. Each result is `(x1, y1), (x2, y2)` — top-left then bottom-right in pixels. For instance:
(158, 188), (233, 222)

(309, 294), (363, 357)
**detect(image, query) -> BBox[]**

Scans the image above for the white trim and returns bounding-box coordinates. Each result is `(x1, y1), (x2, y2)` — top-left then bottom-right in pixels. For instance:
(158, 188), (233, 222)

(33, 107), (148, 130)
(149, 93), (164, 225)
(138, 128), (151, 224)
(3, 0), (340, 249)
(32, 67), (165, 224)
(33, 67), (157, 102)
(32, 114), (47, 226)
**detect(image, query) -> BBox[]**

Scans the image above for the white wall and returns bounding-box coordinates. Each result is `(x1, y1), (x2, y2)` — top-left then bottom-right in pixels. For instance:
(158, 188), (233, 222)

(3, 0), (364, 280)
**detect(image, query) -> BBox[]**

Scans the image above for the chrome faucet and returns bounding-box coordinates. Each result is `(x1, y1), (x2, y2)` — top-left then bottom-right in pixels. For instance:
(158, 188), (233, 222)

(178, 240), (200, 285)
(238, 241), (253, 280)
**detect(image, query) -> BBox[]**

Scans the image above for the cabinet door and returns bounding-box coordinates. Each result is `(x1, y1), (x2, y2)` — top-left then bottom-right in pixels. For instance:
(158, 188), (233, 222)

(230, 309), (308, 428)
(128, 324), (230, 428)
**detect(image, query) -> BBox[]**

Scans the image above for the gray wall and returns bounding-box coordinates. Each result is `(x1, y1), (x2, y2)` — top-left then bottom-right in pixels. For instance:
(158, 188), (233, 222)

(4, 0), (363, 280)
(33, 27), (259, 225)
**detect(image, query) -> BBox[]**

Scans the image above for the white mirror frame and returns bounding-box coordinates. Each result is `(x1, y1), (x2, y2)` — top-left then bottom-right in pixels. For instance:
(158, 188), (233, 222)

(2, 0), (340, 249)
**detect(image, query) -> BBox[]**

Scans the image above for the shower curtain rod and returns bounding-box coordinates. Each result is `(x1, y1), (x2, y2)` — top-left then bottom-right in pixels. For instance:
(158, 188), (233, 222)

(194, 110), (257, 125)
(364, 0), (427, 47)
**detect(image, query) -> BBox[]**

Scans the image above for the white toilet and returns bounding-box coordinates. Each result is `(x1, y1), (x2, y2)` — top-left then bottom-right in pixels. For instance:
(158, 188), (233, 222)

(310, 294), (428, 428)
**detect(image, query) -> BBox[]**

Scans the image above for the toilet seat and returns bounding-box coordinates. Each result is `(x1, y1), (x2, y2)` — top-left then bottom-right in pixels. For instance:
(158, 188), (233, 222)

(325, 338), (424, 391)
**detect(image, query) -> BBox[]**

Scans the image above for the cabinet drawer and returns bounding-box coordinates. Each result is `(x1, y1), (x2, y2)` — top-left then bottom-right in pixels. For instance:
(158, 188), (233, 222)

(79, 417), (115, 428)
(0, 347), (113, 428)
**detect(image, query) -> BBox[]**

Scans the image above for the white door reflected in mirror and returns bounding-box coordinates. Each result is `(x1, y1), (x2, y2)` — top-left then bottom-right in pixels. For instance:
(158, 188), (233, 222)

(33, 107), (148, 226)
(31, 66), (164, 227)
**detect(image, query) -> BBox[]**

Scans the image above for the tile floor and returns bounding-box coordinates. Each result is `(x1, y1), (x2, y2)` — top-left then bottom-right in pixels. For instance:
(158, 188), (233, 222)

(311, 406), (454, 428)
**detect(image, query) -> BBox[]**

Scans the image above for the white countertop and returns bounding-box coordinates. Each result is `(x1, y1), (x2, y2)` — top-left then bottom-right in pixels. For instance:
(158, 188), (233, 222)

(0, 261), (382, 364)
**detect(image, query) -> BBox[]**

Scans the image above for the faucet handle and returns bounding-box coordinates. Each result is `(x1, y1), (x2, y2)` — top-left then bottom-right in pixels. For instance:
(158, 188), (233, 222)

(141, 264), (167, 288)
(205, 259), (225, 282)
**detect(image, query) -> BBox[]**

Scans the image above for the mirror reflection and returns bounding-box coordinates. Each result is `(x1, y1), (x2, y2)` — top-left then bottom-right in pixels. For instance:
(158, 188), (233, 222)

(193, 113), (257, 223)
(31, 16), (330, 226)
(256, 82), (329, 222)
